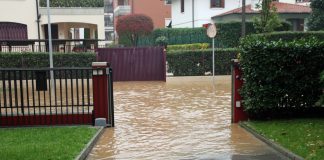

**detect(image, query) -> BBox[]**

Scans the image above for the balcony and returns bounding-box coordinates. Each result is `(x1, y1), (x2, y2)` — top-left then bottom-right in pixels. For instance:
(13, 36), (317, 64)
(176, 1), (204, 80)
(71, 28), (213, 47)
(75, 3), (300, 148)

(39, 7), (104, 15)
(39, 0), (104, 7)
(114, 5), (131, 16)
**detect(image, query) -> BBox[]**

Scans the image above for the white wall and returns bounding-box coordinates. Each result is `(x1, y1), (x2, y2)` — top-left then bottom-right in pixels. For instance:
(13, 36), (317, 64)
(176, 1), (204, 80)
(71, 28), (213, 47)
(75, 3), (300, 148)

(0, 0), (105, 42)
(0, 0), (39, 39)
(172, 0), (252, 28)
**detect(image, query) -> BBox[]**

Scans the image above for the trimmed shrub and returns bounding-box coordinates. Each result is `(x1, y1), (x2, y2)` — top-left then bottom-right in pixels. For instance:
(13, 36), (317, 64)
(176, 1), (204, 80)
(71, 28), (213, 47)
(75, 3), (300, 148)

(155, 36), (169, 47)
(39, 0), (104, 7)
(248, 31), (324, 42)
(240, 36), (324, 119)
(167, 43), (209, 51)
(167, 48), (238, 76)
(133, 21), (290, 48)
(0, 52), (96, 68)
(317, 71), (324, 106)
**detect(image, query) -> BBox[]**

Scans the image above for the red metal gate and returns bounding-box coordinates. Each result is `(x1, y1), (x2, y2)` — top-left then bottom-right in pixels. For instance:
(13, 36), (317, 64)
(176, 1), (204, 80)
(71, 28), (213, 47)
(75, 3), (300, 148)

(97, 47), (166, 81)
(0, 66), (114, 127)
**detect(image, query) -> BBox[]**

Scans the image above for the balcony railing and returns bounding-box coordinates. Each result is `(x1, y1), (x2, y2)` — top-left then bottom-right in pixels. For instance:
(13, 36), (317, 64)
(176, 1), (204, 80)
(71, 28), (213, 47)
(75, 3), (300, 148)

(114, 5), (131, 16)
(39, 0), (104, 8)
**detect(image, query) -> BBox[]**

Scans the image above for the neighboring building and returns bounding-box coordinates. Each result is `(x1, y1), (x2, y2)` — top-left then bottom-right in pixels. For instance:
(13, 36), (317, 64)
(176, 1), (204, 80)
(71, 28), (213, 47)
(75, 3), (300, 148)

(104, 0), (115, 43)
(170, 0), (311, 30)
(114, 0), (171, 28)
(212, 2), (311, 31)
(171, 0), (252, 28)
(0, 0), (105, 44)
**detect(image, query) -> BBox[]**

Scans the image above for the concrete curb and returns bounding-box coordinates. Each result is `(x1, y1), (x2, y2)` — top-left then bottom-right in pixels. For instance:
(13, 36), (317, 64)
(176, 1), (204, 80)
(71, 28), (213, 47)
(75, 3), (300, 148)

(239, 122), (304, 160)
(75, 127), (105, 160)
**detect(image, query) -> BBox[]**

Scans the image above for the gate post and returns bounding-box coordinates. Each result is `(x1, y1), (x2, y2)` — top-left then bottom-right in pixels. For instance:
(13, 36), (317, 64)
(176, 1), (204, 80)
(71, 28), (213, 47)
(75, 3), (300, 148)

(92, 62), (113, 127)
(231, 59), (248, 123)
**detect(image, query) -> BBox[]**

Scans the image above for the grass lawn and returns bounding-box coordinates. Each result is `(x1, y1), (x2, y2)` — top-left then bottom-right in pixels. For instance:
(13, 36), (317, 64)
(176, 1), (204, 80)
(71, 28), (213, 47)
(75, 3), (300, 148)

(245, 119), (324, 160)
(0, 126), (99, 160)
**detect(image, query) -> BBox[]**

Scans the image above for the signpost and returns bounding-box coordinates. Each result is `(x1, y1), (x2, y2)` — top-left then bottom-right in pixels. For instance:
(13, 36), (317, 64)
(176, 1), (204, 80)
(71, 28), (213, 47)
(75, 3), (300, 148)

(47, 0), (54, 98)
(207, 24), (217, 78)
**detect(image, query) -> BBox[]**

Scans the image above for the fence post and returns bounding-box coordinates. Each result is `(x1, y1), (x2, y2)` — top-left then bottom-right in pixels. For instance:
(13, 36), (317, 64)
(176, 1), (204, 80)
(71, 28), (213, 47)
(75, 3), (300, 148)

(92, 62), (111, 127)
(231, 59), (248, 123)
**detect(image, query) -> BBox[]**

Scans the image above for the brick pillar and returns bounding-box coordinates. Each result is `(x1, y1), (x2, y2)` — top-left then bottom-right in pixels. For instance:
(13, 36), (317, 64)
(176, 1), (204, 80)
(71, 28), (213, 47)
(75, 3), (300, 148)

(232, 59), (248, 123)
(92, 62), (110, 125)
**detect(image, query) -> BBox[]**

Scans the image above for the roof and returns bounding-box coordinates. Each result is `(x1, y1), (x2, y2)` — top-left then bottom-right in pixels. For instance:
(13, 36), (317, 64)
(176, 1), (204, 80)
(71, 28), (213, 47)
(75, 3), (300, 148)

(212, 2), (311, 18)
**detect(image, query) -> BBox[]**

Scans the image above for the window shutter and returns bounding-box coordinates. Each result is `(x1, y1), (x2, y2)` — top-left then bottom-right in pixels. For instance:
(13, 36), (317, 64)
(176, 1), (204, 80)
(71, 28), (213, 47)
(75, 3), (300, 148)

(221, 0), (225, 8)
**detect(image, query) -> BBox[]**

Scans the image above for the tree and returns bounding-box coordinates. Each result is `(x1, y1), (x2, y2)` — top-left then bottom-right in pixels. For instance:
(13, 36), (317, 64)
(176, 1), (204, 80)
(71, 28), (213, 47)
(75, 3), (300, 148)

(253, 0), (282, 33)
(116, 14), (154, 46)
(307, 0), (324, 31)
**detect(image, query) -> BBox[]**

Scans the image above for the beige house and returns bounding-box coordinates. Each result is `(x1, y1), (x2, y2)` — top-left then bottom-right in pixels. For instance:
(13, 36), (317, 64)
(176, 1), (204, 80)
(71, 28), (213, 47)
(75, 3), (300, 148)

(0, 0), (105, 51)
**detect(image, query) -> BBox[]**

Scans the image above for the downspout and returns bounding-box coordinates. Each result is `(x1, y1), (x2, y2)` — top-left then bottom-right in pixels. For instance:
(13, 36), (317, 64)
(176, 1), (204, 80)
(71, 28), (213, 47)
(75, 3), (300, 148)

(36, 0), (41, 51)
(192, 0), (195, 28)
(131, 0), (134, 14)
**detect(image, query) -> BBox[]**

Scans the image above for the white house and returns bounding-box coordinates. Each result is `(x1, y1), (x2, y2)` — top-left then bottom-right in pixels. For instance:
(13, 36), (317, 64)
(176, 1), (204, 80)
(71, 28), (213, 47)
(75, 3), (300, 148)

(170, 0), (311, 29)
(171, 0), (253, 28)
(0, 0), (105, 49)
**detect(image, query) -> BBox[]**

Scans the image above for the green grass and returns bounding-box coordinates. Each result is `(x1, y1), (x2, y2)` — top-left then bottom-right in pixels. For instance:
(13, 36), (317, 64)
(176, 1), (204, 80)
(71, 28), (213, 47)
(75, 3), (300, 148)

(245, 119), (324, 160)
(0, 126), (99, 160)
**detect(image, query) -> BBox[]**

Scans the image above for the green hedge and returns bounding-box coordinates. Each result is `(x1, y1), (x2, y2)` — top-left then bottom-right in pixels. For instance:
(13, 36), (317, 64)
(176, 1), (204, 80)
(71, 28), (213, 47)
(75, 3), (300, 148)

(132, 22), (291, 48)
(240, 36), (324, 119)
(167, 48), (238, 76)
(318, 71), (324, 106)
(39, 0), (104, 7)
(249, 31), (324, 42)
(0, 52), (96, 68)
(167, 43), (209, 51)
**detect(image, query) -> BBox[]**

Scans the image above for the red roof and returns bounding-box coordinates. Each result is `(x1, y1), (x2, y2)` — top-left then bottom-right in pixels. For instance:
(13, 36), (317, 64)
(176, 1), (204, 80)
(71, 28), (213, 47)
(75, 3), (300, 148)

(213, 2), (311, 18)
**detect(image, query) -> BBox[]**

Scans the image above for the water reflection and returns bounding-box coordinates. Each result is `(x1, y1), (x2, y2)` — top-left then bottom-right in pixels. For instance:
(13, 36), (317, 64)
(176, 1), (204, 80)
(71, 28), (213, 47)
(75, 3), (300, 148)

(87, 76), (282, 160)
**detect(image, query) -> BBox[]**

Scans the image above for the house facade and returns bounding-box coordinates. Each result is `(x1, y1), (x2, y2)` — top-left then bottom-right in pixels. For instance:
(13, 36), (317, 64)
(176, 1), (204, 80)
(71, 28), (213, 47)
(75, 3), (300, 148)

(0, 0), (105, 44)
(114, 0), (171, 29)
(170, 0), (311, 30)
(171, 0), (252, 28)
(212, 1), (311, 31)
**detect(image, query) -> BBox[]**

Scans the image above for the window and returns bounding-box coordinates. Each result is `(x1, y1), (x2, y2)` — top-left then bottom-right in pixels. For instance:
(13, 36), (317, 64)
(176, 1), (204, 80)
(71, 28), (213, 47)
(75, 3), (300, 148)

(105, 31), (114, 41)
(181, 0), (184, 13)
(165, 0), (172, 5)
(211, 0), (224, 8)
(104, 15), (113, 27)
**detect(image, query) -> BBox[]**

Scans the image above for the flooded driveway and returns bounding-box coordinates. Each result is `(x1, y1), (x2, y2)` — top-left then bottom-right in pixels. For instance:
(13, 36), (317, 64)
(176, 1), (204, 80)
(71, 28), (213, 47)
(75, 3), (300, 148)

(87, 76), (284, 160)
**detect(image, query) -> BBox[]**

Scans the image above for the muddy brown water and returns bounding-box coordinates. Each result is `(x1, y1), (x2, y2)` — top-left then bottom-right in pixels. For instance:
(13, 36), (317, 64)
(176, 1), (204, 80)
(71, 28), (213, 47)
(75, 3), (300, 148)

(87, 76), (284, 160)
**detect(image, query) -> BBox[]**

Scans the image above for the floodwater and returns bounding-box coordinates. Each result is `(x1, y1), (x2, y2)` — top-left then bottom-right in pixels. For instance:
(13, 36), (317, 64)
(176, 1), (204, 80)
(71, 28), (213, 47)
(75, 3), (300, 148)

(87, 76), (284, 160)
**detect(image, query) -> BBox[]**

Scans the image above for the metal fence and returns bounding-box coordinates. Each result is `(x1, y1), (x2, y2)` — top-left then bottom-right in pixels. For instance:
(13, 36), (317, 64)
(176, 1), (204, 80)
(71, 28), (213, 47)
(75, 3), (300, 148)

(0, 44), (101, 53)
(97, 47), (166, 81)
(0, 68), (96, 126)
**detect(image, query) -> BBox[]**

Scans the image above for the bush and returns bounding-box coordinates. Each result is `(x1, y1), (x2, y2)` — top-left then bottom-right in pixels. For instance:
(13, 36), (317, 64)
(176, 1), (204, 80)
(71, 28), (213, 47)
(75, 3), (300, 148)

(308, 0), (324, 31)
(116, 14), (154, 46)
(155, 36), (168, 47)
(39, 0), (104, 7)
(167, 48), (238, 76)
(167, 43), (209, 51)
(248, 31), (324, 42)
(134, 21), (290, 48)
(317, 71), (324, 106)
(0, 52), (96, 68)
(240, 36), (324, 119)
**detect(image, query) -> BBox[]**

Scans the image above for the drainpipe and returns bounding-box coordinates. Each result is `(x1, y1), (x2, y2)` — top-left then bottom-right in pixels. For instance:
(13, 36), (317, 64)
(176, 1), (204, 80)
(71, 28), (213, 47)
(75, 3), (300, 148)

(131, 0), (134, 14)
(192, 0), (195, 28)
(36, 0), (41, 51)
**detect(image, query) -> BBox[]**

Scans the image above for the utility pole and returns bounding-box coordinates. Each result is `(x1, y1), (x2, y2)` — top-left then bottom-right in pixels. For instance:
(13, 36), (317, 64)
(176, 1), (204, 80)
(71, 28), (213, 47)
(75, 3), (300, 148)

(36, 0), (41, 51)
(242, 0), (246, 37)
(192, 0), (195, 28)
